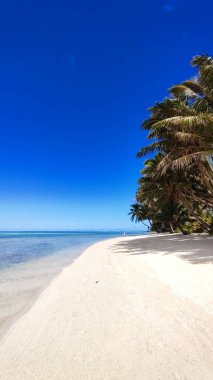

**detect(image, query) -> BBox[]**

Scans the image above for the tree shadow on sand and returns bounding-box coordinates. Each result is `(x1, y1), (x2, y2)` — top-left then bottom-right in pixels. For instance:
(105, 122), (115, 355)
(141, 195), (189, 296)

(111, 234), (213, 265)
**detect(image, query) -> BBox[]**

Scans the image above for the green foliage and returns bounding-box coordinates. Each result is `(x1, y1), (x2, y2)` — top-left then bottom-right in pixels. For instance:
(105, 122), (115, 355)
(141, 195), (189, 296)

(181, 221), (204, 234)
(130, 54), (213, 234)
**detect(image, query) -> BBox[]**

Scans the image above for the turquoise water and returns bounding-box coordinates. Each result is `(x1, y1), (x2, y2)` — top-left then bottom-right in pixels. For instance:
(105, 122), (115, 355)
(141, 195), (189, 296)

(0, 231), (142, 339)
(0, 231), (125, 269)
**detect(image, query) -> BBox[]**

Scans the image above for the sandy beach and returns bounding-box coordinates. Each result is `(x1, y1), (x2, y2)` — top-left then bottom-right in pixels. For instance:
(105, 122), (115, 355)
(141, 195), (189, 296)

(0, 234), (213, 380)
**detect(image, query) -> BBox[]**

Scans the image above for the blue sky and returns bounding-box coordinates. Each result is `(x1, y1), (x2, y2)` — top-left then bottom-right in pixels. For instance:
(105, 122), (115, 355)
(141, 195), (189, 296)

(0, 0), (212, 230)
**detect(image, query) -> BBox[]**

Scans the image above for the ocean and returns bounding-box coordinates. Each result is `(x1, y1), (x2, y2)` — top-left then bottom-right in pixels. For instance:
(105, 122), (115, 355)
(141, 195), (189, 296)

(0, 231), (142, 339)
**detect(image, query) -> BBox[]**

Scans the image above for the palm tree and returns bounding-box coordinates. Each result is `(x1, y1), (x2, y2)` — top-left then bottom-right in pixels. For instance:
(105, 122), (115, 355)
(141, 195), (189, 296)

(132, 54), (213, 234)
(129, 203), (150, 228)
(137, 54), (213, 192)
(133, 155), (194, 233)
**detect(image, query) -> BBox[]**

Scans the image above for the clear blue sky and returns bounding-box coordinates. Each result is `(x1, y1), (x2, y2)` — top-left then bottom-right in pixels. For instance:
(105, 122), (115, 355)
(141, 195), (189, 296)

(0, 0), (212, 230)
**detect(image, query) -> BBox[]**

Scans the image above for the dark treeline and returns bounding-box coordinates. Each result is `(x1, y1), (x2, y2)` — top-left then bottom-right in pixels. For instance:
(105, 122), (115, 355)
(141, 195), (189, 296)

(130, 55), (213, 234)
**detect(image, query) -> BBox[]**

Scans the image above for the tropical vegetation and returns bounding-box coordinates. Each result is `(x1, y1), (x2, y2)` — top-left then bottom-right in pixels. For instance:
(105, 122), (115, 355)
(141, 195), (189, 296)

(130, 54), (213, 234)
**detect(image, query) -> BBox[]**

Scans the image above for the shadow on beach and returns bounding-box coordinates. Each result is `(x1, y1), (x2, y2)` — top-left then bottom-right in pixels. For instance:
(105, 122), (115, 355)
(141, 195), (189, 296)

(111, 234), (213, 265)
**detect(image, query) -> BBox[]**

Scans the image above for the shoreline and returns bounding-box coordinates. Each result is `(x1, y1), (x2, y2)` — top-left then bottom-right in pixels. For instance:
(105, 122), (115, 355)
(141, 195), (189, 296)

(0, 234), (213, 379)
(0, 233), (125, 341)
(0, 249), (82, 342)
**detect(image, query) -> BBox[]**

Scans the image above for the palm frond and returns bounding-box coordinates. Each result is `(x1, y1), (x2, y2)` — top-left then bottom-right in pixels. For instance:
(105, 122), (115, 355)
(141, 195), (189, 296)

(151, 114), (213, 135)
(137, 141), (165, 157)
(160, 151), (213, 173)
(182, 80), (204, 95)
(169, 84), (199, 99)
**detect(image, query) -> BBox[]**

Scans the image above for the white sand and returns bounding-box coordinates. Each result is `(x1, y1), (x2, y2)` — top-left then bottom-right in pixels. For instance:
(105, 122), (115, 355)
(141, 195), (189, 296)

(0, 234), (213, 380)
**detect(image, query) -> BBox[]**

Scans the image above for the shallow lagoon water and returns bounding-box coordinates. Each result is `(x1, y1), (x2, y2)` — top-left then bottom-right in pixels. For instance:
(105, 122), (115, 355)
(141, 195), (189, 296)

(0, 231), (131, 339)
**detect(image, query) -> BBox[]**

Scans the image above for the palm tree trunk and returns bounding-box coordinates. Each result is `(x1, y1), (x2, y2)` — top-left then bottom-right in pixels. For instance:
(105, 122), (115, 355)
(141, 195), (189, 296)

(141, 221), (149, 228)
(169, 223), (175, 234)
